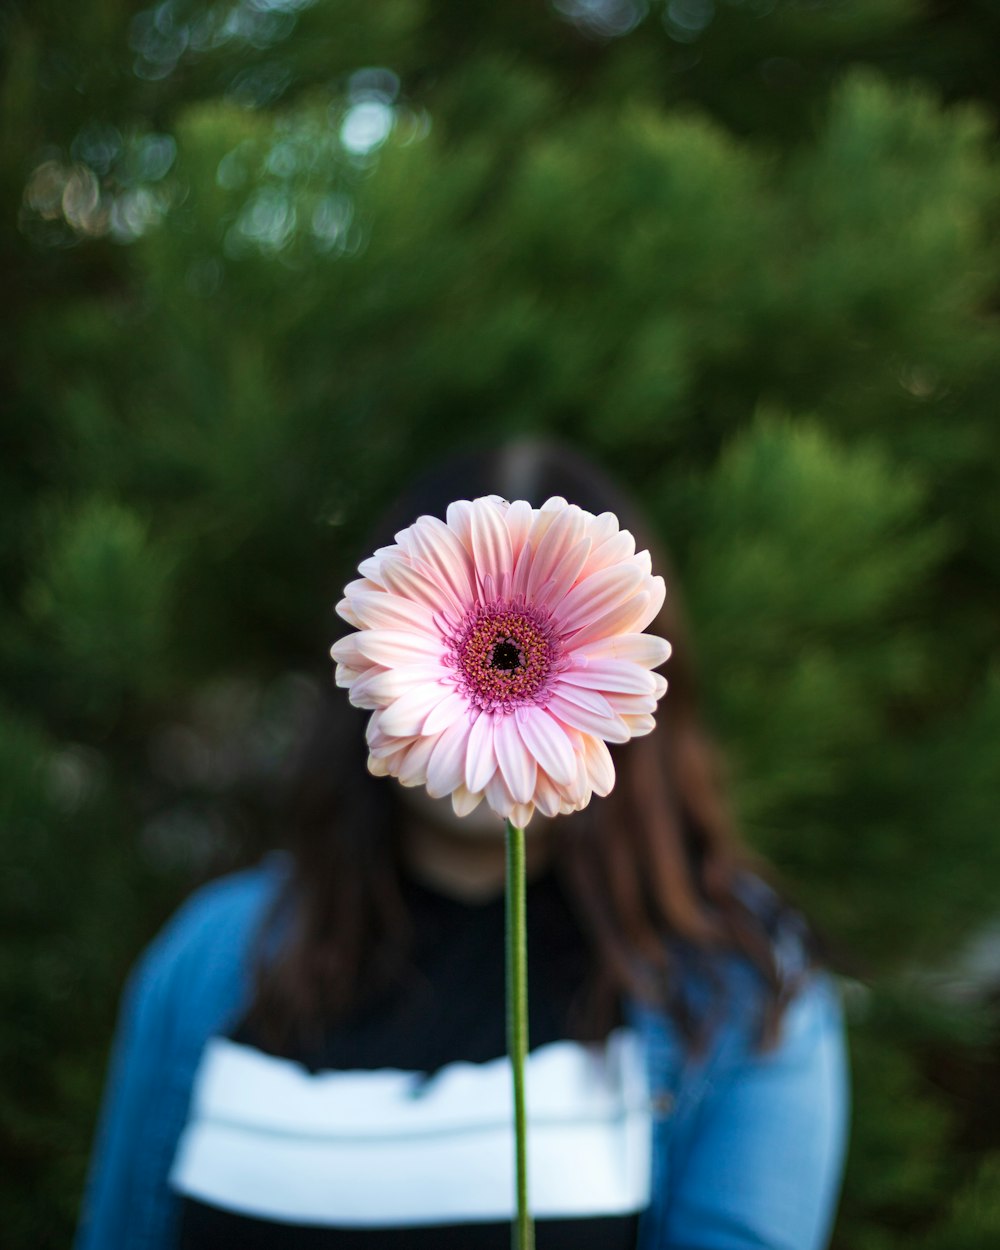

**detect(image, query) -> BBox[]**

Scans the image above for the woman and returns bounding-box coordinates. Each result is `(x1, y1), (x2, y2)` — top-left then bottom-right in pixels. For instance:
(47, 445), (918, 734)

(75, 441), (849, 1249)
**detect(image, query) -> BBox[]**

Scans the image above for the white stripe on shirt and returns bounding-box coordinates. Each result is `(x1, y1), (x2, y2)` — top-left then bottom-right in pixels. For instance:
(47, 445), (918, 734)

(169, 1029), (651, 1227)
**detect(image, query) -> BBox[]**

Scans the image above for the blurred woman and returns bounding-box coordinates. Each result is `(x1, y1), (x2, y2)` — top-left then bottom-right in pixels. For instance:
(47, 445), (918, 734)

(75, 440), (848, 1249)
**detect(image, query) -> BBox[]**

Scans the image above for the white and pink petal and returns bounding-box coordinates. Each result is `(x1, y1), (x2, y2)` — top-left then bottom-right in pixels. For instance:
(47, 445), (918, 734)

(543, 682), (630, 743)
(555, 563), (644, 636)
(450, 783), (483, 817)
(426, 717), (475, 799)
(379, 556), (463, 616)
(494, 713), (538, 806)
(406, 515), (476, 610)
(342, 588), (442, 637)
(465, 710), (498, 793)
(559, 659), (658, 696)
(569, 632), (672, 669)
(351, 663), (447, 707)
(355, 628), (445, 667)
(504, 499), (535, 565)
(581, 736), (616, 797)
(395, 734), (438, 788)
(514, 706), (577, 788)
(378, 683), (452, 737)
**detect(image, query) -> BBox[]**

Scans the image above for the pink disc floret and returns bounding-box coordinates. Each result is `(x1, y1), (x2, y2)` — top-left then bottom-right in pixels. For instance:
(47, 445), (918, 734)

(448, 596), (562, 714)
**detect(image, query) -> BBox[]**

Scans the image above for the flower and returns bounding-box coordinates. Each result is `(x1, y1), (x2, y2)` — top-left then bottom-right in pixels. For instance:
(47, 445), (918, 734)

(331, 495), (670, 826)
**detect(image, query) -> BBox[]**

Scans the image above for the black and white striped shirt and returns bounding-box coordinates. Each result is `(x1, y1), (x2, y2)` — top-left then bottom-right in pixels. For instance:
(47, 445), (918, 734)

(171, 870), (651, 1248)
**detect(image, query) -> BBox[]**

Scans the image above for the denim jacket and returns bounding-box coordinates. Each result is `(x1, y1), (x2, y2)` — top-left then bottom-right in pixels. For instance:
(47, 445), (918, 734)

(75, 856), (849, 1250)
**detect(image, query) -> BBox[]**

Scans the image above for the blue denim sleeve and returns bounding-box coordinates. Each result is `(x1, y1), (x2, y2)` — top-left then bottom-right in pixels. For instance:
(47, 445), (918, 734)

(73, 941), (186, 1250)
(73, 861), (284, 1250)
(662, 974), (849, 1250)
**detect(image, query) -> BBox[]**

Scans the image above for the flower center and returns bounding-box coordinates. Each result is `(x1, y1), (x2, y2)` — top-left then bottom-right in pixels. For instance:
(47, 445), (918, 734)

(491, 640), (522, 671)
(450, 602), (558, 712)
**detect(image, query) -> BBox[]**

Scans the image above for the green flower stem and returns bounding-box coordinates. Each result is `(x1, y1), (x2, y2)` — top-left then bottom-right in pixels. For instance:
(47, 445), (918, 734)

(505, 818), (534, 1250)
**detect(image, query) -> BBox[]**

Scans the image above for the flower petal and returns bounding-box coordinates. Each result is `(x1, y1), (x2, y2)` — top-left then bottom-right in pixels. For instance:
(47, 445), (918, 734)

(367, 751), (394, 777)
(444, 499), (475, 552)
(555, 563), (644, 636)
(465, 710), (498, 793)
(585, 528), (636, 575)
(367, 731), (417, 761)
(451, 783), (483, 817)
(379, 556), (463, 614)
(330, 634), (367, 669)
(581, 736), (615, 797)
(341, 576), (381, 599)
(470, 497), (513, 590)
(426, 717), (474, 799)
(563, 746), (591, 809)
(482, 771), (533, 826)
(342, 588), (441, 636)
(532, 537), (593, 614)
(343, 666), (388, 708)
(603, 692), (659, 717)
(582, 510), (620, 548)
(422, 690), (470, 736)
(532, 770), (563, 819)
(559, 659), (658, 695)
(484, 770), (515, 821)
(547, 681), (614, 717)
(509, 800), (535, 829)
(364, 708), (387, 747)
(396, 734), (437, 787)
(525, 504), (586, 600)
(544, 692), (630, 744)
(335, 598), (363, 628)
(570, 632), (672, 668)
(352, 663), (448, 707)
(355, 629), (445, 667)
(633, 575), (666, 632)
(494, 713), (538, 806)
(336, 666), (369, 691)
(379, 684), (452, 737)
(565, 592), (652, 651)
(366, 730), (412, 771)
(505, 499), (535, 565)
(406, 515), (476, 611)
(512, 504), (562, 593)
(357, 546), (396, 586)
(514, 706), (577, 787)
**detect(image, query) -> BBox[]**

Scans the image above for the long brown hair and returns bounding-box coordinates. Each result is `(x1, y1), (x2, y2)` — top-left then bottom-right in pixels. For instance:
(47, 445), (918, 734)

(248, 441), (814, 1055)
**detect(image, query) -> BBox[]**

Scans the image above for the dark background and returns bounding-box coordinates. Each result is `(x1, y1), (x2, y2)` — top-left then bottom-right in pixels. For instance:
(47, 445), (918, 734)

(3, 2), (1000, 1245)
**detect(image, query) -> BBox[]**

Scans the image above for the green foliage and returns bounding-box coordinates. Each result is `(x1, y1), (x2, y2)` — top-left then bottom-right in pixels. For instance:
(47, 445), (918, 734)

(0, 703), (170, 1245)
(683, 416), (970, 959)
(3, 1), (1000, 1247)
(24, 499), (175, 718)
(917, 1155), (1000, 1250)
(835, 994), (1000, 1250)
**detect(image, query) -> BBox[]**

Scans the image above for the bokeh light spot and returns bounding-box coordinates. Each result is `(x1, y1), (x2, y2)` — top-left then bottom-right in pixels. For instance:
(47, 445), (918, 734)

(339, 101), (394, 156)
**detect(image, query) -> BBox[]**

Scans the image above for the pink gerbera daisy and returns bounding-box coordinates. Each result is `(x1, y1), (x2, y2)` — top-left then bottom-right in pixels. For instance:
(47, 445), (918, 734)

(331, 495), (670, 826)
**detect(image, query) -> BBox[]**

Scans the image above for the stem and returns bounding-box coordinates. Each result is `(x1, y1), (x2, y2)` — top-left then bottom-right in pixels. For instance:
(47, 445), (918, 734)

(505, 818), (534, 1250)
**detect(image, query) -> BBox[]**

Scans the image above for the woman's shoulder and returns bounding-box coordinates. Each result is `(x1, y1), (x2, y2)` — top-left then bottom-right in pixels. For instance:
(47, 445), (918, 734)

(151, 851), (289, 950)
(127, 851), (292, 1053)
(638, 869), (843, 1075)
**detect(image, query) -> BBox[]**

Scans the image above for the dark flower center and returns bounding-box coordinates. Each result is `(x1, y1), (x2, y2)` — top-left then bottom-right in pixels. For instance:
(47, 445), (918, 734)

(490, 640), (523, 671)
(448, 602), (560, 712)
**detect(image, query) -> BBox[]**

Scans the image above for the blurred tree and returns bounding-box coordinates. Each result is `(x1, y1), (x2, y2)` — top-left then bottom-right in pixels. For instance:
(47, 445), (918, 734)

(2, 1), (999, 1247)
